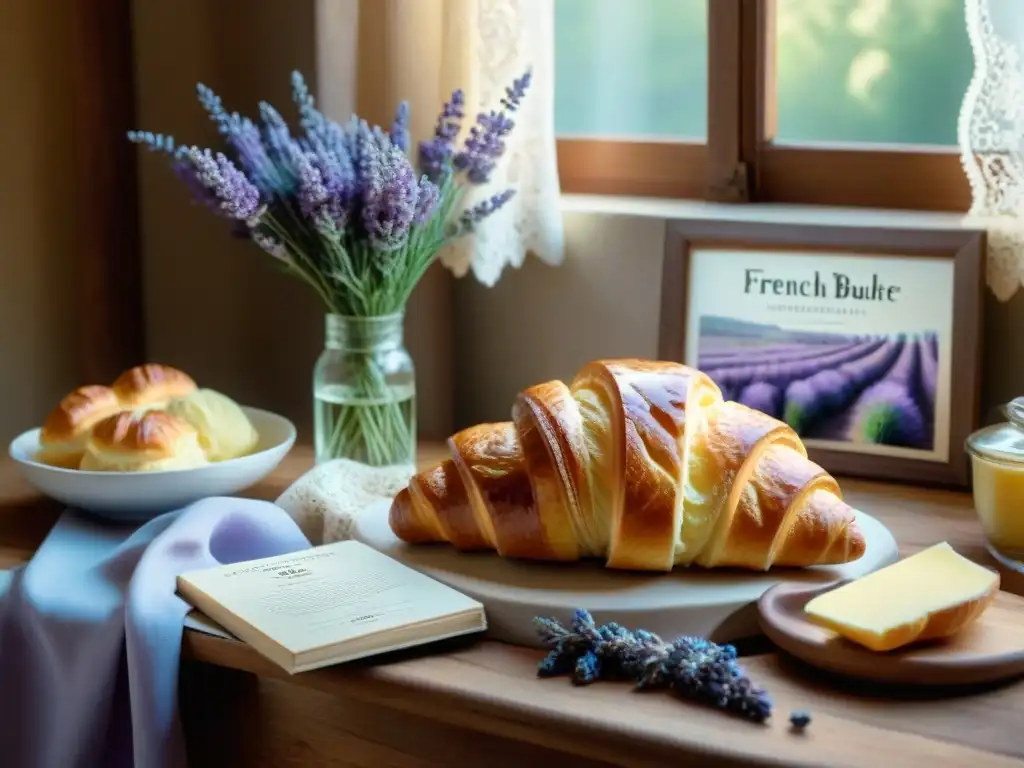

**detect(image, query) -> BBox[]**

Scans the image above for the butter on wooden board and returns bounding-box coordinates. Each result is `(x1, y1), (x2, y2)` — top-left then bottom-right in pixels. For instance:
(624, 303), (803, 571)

(804, 542), (999, 652)
(177, 540), (486, 674)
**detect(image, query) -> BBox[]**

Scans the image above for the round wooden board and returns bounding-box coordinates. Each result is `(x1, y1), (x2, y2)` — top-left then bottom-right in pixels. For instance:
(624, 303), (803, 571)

(758, 581), (1024, 686)
(353, 502), (899, 649)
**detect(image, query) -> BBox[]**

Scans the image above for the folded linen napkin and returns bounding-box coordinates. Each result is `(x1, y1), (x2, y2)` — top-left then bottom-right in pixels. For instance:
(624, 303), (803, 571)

(0, 497), (310, 768)
(276, 458), (414, 545)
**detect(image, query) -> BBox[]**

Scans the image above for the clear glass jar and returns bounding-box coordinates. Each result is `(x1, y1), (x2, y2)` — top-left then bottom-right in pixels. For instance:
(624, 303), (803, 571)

(965, 396), (1024, 573)
(313, 313), (416, 468)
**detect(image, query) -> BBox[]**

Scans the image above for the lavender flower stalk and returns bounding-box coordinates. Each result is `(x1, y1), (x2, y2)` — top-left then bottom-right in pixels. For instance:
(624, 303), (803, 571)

(534, 609), (773, 723)
(389, 102), (410, 153)
(196, 84), (284, 196)
(362, 144), (419, 254)
(454, 190), (516, 236)
(455, 70), (531, 183)
(418, 89), (465, 182)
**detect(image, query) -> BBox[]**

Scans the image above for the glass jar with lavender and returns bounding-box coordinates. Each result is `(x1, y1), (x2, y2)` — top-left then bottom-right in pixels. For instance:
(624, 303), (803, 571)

(128, 69), (532, 473)
(313, 313), (416, 468)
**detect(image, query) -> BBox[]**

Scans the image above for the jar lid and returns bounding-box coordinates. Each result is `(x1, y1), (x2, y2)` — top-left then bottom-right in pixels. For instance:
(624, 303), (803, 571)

(966, 397), (1024, 464)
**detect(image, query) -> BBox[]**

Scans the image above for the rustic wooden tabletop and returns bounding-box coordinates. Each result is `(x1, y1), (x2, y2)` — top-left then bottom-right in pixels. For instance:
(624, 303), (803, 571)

(3, 445), (1024, 766)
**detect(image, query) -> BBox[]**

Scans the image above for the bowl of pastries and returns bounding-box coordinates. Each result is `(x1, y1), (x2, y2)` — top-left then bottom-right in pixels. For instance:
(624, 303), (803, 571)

(7, 363), (296, 520)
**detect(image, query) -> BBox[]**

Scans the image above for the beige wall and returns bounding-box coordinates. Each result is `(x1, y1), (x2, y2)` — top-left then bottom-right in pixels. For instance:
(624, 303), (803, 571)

(453, 211), (665, 426)
(454, 209), (1024, 431)
(0, 2), (80, 440)
(131, 0), (321, 441)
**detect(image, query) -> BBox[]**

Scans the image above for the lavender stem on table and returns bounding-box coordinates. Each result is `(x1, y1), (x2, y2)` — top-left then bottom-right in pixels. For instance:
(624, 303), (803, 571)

(534, 609), (773, 724)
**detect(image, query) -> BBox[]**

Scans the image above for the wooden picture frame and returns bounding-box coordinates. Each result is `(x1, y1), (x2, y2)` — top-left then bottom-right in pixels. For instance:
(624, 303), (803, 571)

(658, 217), (985, 487)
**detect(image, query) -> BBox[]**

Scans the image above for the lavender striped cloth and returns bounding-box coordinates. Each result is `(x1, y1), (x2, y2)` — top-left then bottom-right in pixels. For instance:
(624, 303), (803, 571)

(0, 497), (310, 768)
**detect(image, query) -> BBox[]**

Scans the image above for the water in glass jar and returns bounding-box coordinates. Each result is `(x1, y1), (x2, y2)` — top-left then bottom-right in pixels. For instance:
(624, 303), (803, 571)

(314, 380), (416, 466)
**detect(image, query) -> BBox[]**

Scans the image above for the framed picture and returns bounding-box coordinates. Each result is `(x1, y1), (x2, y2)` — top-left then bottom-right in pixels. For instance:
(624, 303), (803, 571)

(658, 217), (984, 487)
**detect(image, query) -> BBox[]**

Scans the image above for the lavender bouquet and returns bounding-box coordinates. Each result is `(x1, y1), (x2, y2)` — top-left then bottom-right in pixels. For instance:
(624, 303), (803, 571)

(129, 70), (530, 466)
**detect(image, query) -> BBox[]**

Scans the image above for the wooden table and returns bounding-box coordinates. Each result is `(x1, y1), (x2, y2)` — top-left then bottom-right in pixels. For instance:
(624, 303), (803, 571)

(3, 446), (1024, 767)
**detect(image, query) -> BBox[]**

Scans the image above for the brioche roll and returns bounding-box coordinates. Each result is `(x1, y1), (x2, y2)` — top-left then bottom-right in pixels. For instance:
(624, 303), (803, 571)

(165, 388), (259, 461)
(79, 410), (208, 472)
(112, 364), (196, 409)
(37, 386), (124, 468)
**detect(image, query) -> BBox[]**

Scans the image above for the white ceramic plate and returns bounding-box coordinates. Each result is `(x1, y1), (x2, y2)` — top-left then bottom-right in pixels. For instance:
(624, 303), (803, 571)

(7, 406), (297, 521)
(354, 503), (899, 649)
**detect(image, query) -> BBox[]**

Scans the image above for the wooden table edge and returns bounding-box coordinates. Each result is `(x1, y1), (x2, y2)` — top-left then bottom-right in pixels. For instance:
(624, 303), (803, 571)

(182, 632), (720, 768)
(180, 629), (1022, 768)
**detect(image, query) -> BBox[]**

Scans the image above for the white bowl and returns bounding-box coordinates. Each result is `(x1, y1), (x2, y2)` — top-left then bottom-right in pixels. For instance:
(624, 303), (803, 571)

(7, 406), (297, 522)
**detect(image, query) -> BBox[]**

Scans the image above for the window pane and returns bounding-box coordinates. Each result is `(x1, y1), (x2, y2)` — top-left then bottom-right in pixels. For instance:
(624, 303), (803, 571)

(775, 0), (973, 146)
(554, 0), (707, 140)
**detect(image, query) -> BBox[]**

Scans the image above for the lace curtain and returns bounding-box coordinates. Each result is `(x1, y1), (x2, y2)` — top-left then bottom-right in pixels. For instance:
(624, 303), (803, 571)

(440, 0), (565, 286)
(355, 0), (564, 288)
(960, 0), (1024, 301)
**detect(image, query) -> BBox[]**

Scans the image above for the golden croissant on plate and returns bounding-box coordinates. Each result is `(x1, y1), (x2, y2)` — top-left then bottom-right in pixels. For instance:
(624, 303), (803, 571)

(389, 359), (866, 572)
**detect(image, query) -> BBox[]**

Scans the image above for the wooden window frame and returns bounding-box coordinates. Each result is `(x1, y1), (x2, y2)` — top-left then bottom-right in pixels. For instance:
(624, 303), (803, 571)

(558, 0), (971, 212)
(558, 140), (707, 200)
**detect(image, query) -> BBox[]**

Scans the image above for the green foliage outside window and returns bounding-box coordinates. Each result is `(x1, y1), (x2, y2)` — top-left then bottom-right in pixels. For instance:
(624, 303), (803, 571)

(555, 0), (972, 146)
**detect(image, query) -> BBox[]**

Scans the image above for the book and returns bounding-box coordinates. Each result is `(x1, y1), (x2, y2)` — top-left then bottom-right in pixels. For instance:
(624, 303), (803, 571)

(183, 610), (233, 640)
(176, 540), (487, 674)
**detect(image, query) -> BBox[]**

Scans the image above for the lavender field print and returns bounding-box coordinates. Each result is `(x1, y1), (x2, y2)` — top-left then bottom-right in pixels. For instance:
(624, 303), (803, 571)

(697, 317), (938, 451)
(682, 247), (954, 462)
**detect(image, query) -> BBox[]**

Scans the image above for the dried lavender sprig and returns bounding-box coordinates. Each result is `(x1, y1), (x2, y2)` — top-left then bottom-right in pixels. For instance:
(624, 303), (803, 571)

(295, 150), (330, 219)
(414, 175), (441, 224)
(390, 101), (410, 153)
(534, 609), (773, 724)
(127, 130), (177, 155)
(362, 144), (419, 255)
(501, 70), (532, 112)
(177, 146), (262, 221)
(257, 101), (302, 193)
(290, 71), (347, 157)
(454, 69), (532, 184)
(196, 83), (283, 196)
(452, 189), (515, 236)
(418, 89), (465, 183)
(290, 70), (322, 136)
(128, 131), (245, 218)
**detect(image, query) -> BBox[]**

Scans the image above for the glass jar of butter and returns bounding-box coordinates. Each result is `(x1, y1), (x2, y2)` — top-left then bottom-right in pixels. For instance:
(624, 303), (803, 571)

(965, 396), (1024, 573)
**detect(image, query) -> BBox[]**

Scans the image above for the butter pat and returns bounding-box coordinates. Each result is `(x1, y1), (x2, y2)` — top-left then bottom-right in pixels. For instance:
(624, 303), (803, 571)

(804, 542), (999, 652)
(166, 388), (259, 462)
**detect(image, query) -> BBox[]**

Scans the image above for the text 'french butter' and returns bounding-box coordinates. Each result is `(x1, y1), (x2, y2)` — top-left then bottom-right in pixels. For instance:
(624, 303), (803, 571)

(804, 542), (999, 652)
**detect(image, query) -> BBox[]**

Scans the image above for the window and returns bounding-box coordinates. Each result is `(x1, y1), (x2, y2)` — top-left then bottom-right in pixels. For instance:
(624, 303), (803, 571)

(555, 0), (709, 197)
(775, 0), (971, 146)
(554, 0), (974, 211)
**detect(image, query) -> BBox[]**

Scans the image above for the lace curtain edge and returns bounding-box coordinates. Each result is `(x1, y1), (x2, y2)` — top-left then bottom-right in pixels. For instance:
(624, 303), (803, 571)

(959, 0), (1024, 302)
(440, 0), (566, 288)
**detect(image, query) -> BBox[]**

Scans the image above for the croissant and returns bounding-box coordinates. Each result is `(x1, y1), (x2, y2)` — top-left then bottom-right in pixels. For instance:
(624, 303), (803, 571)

(389, 359), (866, 572)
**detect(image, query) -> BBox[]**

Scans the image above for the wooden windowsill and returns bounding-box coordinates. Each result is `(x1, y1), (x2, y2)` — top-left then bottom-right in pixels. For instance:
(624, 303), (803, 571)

(560, 192), (970, 229)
